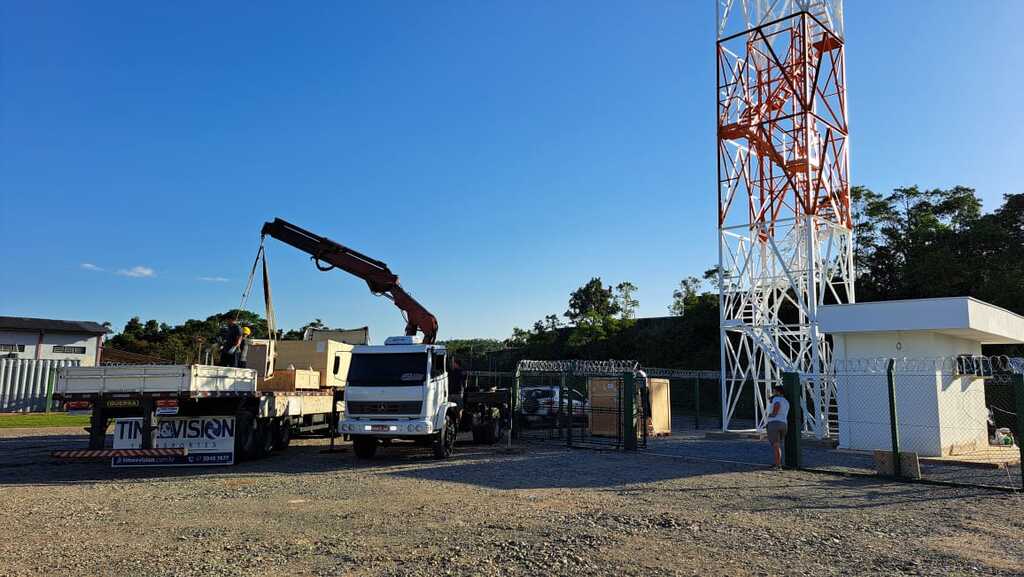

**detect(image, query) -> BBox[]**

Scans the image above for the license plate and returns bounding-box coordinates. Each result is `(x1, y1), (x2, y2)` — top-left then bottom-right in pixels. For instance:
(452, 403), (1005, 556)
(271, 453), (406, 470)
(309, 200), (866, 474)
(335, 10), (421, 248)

(106, 399), (139, 408)
(370, 425), (389, 432)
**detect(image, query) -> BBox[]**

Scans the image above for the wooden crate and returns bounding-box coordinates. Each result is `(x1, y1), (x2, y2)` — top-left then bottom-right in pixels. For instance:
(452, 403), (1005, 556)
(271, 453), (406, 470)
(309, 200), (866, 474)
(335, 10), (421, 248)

(586, 377), (671, 438)
(259, 369), (321, 392)
(246, 339), (274, 381)
(646, 378), (672, 436)
(588, 378), (622, 437)
(274, 340), (354, 388)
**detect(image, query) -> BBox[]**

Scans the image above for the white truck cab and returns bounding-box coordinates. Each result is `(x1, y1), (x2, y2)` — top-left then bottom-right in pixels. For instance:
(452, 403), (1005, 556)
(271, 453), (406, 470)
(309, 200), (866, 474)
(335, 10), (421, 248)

(337, 336), (459, 458)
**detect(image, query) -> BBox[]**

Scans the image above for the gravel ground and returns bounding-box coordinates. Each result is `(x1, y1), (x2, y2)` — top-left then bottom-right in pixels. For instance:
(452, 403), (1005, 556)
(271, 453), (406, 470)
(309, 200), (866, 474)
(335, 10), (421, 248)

(647, 432), (1023, 490)
(1, 427), (1022, 577)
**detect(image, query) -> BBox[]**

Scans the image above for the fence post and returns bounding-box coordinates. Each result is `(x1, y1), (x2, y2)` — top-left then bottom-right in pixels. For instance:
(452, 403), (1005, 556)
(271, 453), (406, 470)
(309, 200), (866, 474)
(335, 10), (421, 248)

(1013, 372), (1024, 490)
(886, 358), (902, 478)
(45, 367), (56, 413)
(693, 376), (701, 430)
(512, 372), (520, 441)
(563, 373), (573, 448)
(623, 372), (636, 451)
(782, 372), (802, 469)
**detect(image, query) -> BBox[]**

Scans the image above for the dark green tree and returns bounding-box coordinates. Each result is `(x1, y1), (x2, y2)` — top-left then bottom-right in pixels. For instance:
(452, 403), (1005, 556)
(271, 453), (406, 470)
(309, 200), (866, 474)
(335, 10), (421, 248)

(565, 278), (621, 324)
(668, 277), (703, 316)
(615, 282), (639, 320)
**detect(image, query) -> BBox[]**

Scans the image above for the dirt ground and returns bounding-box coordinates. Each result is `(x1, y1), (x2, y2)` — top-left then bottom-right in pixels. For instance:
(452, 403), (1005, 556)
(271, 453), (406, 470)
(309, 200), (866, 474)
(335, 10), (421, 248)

(0, 427), (1021, 577)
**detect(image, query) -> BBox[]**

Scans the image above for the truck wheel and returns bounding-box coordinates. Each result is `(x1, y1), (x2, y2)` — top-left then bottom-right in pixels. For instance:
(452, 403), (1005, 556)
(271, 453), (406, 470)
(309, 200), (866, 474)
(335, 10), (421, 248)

(235, 412), (258, 461)
(352, 436), (378, 459)
(256, 418), (275, 458)
(273, 418), (292, 450)
(433, 414), (457, 459)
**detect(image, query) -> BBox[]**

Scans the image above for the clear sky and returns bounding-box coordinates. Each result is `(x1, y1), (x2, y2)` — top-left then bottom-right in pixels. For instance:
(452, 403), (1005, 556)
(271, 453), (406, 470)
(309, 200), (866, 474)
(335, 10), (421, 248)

(2, 1), (1022, 340)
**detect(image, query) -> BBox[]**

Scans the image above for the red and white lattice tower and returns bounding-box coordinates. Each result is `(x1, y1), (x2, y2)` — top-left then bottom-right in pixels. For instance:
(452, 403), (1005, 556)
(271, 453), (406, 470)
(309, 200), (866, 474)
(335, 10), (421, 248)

(716, 0), (853, 437)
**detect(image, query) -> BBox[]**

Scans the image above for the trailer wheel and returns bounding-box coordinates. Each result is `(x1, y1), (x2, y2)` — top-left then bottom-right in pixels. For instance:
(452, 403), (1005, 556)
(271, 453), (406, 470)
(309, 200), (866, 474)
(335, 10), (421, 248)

(433, 413), (457, 459)
(273, 418), (292, 450)
(235, 412), (258, 461)
(352, 436), (377, 459)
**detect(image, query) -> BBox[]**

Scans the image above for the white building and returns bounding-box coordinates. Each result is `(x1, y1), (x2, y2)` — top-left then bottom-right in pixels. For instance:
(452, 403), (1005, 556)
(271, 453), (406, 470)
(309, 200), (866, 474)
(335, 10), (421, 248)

(820, 297), (1024, 457)
(0, 317), (107, 367)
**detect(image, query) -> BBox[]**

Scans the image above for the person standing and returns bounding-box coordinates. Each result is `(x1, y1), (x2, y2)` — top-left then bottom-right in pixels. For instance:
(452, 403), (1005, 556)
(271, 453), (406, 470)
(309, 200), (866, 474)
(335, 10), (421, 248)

(238, 326), (252, 368)
(766, 385), (790, 469)
(219, 315), (244, 368)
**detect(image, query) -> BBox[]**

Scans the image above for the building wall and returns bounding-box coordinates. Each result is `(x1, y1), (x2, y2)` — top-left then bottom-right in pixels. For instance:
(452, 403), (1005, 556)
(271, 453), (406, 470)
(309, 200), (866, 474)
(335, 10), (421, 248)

(0, 330), (100, 367)
(0, 330), (40, 359)
(833, 331), (987, 456)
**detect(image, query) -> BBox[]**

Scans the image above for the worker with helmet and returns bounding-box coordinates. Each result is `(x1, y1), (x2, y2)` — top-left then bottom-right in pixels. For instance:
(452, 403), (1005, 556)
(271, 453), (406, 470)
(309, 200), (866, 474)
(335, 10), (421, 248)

(238, 326), (252, 368)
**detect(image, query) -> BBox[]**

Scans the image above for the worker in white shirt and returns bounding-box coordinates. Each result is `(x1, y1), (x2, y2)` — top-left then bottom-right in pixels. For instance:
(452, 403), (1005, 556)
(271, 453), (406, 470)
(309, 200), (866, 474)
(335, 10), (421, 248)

(766, 385), (789, 469)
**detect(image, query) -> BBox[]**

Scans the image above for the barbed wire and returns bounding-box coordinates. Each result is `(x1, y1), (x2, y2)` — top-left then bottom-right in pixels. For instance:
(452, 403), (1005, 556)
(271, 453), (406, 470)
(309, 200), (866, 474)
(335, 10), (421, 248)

(832, 355), (1024, 376)
(514, 360), (720, 380)
(515, 359), (639, 377)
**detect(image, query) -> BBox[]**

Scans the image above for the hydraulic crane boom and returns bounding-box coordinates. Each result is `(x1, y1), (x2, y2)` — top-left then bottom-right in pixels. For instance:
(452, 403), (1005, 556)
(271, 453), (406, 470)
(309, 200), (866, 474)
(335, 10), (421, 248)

(260, 218), (439, 344)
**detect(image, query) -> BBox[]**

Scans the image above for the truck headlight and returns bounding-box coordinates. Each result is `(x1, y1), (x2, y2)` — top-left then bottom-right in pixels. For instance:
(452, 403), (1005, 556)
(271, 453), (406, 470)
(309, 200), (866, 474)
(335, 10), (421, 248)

(416, 423), (426, 433)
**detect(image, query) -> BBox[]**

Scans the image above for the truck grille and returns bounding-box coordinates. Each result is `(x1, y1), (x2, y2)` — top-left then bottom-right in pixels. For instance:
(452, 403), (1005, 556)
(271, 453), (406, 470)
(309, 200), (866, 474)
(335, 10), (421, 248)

(346, 401), (422, 415)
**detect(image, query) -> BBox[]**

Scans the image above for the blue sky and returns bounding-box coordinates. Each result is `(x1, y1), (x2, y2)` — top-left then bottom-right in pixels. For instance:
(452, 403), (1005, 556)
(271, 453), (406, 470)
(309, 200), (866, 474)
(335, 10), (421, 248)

(2, 1), (1022, 340)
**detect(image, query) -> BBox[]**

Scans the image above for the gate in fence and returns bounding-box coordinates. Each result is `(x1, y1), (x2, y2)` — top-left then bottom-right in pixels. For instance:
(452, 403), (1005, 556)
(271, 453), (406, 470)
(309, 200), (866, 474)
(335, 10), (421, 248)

(787, 356), (1024, 491)
(511, 360), (648, 450)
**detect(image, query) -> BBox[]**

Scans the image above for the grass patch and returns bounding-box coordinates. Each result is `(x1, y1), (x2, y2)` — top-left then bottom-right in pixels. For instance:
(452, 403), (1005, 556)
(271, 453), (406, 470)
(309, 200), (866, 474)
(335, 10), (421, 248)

(0, 413), (90, 428)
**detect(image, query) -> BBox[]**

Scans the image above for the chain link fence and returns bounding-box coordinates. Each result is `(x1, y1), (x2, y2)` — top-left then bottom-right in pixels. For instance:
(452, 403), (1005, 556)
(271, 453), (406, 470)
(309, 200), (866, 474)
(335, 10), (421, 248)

(481, 356), (1022, 493)
(511, 360), (648, 450)
(791, 356), (1024, 491)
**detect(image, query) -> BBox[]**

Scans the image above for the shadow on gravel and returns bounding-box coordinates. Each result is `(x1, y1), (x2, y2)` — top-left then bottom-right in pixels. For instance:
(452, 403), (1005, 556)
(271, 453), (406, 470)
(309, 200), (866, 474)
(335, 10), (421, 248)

(0, 430), (576, 487)
(0, 426), (751, 490)
(382, 445), (761, 490)
(4, 430), (1005, 502)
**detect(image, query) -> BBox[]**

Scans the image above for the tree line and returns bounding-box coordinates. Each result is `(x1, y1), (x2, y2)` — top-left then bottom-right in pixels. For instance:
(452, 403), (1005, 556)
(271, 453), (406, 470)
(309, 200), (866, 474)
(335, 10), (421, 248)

(104, 312), (336, 364)
(453, 186), (1023, 369)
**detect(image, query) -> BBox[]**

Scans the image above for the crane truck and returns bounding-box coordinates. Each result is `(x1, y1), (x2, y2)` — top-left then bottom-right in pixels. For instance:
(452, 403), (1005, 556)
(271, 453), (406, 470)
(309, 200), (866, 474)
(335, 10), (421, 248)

(259, 218), (509, 459)
(53, 219), (507, 466)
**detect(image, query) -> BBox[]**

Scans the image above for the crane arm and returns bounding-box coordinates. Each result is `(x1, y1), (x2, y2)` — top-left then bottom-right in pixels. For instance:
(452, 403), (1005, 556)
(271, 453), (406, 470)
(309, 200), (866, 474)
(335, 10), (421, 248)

(260, 218), (439, 344)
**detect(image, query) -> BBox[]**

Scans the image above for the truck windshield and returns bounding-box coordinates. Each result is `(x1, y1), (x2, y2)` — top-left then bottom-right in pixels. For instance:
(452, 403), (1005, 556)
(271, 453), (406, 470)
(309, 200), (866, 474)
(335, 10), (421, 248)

(347, 353), (428, 386)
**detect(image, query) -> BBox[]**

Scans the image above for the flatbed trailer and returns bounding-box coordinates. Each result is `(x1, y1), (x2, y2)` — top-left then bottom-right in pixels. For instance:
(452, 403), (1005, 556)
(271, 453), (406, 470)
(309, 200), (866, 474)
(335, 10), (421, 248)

(54, 364), (343, 465)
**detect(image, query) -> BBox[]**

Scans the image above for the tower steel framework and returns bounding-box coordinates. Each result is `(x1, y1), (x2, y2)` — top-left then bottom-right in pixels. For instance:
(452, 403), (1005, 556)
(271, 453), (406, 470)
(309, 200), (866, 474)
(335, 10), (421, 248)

(715, 0), (853, 437)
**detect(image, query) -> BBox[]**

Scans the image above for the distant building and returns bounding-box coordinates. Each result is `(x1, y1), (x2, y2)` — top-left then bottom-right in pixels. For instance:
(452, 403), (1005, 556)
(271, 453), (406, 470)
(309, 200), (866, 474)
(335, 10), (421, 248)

(0, 316), (107, 366)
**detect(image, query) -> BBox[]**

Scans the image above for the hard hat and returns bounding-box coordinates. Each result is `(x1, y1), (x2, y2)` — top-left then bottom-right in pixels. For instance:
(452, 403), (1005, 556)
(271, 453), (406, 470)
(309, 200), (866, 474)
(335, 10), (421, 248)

(243, 326), (252, 335)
